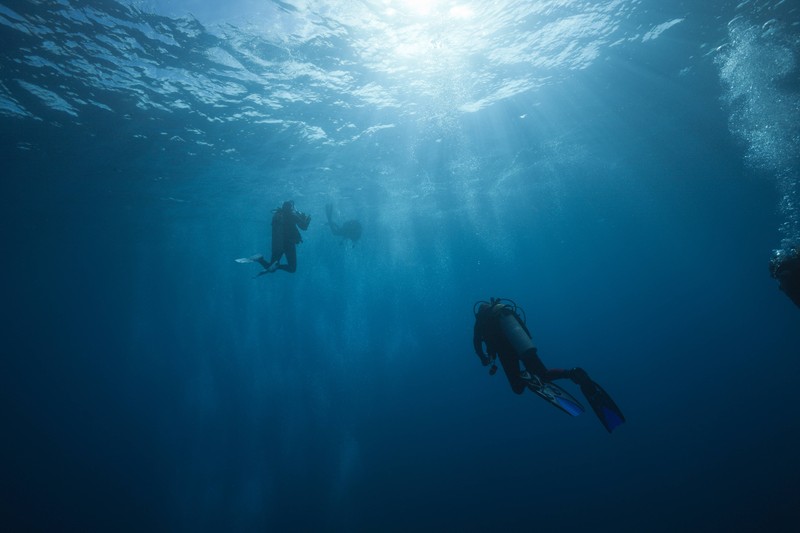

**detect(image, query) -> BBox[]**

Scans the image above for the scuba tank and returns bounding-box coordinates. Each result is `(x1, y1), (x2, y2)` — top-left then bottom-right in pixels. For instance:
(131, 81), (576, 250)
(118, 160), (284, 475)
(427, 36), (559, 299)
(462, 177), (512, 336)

(497, 308), (535, 356)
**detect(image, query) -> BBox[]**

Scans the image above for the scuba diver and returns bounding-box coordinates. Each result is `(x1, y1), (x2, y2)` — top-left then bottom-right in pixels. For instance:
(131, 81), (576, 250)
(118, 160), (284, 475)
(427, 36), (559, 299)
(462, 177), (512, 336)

(236, 200), (310, 275)
(769, 248), (800, 308)
(325, 203), (362, 244)
(473, 297), (625, 433)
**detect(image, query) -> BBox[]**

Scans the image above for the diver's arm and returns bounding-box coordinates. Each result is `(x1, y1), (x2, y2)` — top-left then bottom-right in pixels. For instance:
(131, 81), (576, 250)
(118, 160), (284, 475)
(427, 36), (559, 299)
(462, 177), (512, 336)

(473, 324), (491, 366)
(295, 211), (311, 230)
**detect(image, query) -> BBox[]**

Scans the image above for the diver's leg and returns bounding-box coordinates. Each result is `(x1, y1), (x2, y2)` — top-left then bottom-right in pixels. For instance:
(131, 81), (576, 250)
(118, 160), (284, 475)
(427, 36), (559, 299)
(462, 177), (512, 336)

(265, 236), (286, 271)
(537, 366), (595, 383)
(277, 245), (297, 273)
(520, 348), (547, 378)
(543, 368), (574, 382)
(261, 254), (281, 272)
(566, 367), (590, 385)
(497, 352), (526, 394)
(564, 367), (626, 432)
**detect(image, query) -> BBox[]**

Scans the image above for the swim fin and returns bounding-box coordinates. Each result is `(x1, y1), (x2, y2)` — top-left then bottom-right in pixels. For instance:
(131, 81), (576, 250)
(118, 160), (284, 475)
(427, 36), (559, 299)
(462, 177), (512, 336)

(235, 254), (263, 264)
(524, 374), (585, 417)
(580, 380), (625, 433)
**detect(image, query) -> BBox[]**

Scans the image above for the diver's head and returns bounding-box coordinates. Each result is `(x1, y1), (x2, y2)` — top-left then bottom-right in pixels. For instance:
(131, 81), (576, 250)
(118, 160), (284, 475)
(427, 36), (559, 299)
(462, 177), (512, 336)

(282, 200), (295, 212)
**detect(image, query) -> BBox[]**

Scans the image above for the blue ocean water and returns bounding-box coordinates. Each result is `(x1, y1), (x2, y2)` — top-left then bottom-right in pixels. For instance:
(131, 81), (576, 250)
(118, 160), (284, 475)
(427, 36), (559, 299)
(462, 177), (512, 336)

(2, 0), (799, 531)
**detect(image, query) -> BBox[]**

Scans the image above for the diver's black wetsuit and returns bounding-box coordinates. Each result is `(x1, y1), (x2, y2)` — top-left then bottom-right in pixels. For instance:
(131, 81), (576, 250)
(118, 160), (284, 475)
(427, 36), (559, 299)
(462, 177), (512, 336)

(472, 298), (625, 433)
(258, 201), (310, 273)
(770, 248), (800, 308)
(473, 300), (572, 394)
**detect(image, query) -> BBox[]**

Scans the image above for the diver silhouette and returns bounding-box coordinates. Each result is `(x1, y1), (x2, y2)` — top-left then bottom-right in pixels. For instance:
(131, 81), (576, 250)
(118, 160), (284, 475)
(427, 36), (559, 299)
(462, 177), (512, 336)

(325, 203), (362, 244)
(236, 200), (310, 275)
(770, 248), (800, 308)
(473, 297), (626, 433)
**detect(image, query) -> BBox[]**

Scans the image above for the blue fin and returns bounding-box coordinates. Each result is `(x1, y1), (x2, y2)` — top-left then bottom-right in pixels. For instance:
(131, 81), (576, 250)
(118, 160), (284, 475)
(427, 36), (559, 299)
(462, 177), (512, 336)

(554, 395), (585, 417)
(527, 377), (585, 417)
(581, 381), (625, 433)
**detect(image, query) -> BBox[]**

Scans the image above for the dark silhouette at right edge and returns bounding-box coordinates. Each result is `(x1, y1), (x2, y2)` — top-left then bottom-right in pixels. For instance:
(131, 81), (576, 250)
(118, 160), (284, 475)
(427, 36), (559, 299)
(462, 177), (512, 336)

(325, 203), (362, 244)
(770, 248), (800, 308)
(473, 297), (625, 433)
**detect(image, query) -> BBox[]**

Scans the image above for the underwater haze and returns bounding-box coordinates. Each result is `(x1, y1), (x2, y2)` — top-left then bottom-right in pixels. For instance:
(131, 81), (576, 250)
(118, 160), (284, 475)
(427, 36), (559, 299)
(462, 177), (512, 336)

(2, 0), (799, 531)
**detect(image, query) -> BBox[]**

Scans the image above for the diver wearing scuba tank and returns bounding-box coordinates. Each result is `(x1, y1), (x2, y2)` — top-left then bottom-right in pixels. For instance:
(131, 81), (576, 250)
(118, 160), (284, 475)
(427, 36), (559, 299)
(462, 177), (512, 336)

(236, 200), (310, 276)
(473, 298), (547, 393)
(259, 200), (310, 274)
(472, 297), (626, 433)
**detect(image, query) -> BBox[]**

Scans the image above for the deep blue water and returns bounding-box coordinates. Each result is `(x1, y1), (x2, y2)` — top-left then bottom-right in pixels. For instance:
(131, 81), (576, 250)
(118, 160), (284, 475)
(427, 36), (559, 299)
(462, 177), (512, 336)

(2, 0), (799, 531)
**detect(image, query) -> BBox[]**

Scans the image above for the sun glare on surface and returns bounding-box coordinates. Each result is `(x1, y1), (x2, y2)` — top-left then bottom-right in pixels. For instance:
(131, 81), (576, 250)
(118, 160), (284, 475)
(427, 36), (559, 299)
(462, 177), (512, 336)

(377, 0), (478, 61)
(354, 0), (486, 113)
(382, 0), (474, 20)
(448, 5), (474, 19)
(395, 0), (437, 17)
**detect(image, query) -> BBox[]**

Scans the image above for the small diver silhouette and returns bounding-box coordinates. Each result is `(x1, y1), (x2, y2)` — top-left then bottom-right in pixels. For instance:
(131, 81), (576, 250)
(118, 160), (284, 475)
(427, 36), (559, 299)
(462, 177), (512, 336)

(325, 203), (362, 244)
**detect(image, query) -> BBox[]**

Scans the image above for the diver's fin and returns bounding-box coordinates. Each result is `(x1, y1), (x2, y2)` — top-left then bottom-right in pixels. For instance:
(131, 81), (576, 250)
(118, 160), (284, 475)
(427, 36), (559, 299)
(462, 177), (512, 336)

(525, 374), (585, 417)
(580, 380), (625, 433)
(235, 254), (263, 264)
